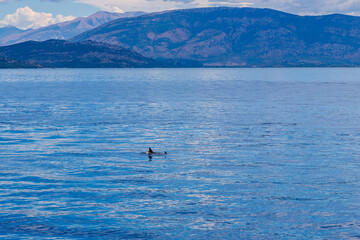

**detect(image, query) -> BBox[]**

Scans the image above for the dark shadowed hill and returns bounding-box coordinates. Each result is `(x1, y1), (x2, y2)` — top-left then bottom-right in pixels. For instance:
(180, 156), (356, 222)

(0, 40), (163, 68)
(0, 11), (145, 46)
(71, 7), (360, 67)
(0, 57), (39, 68)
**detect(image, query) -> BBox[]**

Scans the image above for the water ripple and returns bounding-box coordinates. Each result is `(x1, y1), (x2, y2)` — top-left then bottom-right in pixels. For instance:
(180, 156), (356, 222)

(1, 68), (360, 239)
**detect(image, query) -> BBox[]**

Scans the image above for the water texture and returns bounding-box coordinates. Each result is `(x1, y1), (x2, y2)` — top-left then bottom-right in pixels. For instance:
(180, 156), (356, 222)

(0, 68), (360, 239)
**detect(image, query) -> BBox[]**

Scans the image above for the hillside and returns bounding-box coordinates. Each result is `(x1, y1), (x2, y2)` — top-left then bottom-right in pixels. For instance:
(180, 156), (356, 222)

(71, 7), (360, 67)
(0, 11), (145, 46)
(0, 26), (27, 40)
(0, 57), (39, 68)
(0, 40), (162, 68)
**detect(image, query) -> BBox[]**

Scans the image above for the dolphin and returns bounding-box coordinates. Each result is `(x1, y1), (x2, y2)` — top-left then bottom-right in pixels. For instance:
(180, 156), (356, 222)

(145, 148), (167, 155)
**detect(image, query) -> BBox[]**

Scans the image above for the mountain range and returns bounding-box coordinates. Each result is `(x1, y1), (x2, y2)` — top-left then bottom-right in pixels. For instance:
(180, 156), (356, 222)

(0, 11), (145, 46)
(2, 7), (360, 67)
(72, 7), (360, 67)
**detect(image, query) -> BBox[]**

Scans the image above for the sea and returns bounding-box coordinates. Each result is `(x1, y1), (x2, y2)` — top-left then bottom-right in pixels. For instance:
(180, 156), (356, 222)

(0, 68), (359, 239)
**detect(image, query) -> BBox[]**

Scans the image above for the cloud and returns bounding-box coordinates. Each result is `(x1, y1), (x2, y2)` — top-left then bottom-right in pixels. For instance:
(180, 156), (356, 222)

(223, 0), (360, 15)
(75, 0), (251, 12)
(206, 0), (360, 15)
(0, 6), (75, 29)
(76, 0), (360, 16)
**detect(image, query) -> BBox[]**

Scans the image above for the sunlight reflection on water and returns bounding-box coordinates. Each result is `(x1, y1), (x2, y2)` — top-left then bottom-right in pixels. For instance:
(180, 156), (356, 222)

(0, 68), (360, 239)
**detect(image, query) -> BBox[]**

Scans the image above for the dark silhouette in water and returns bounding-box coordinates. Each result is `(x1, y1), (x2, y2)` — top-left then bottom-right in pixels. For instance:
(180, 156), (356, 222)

(145, 148), (167, 155)
(145, 148), (167, 161)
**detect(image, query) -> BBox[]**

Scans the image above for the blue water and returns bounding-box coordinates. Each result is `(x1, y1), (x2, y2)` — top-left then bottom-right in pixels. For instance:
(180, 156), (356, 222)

(0, 68), (360, 239)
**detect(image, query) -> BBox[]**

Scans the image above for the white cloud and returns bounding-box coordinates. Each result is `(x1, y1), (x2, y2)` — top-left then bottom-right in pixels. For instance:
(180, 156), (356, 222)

(109, 6), (124, 13)
(0, 6), (75, 29)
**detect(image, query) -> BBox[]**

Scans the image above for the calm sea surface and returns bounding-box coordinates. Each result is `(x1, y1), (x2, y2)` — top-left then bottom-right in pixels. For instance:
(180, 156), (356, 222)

(0, 68), (360, 239)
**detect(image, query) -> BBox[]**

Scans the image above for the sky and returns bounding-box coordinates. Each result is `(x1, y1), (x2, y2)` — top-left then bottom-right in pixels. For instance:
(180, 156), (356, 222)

(1, 0), (360, 29)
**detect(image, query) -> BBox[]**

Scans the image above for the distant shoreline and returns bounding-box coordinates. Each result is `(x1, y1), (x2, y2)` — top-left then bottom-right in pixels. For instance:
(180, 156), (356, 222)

(3, 66), (360, 69)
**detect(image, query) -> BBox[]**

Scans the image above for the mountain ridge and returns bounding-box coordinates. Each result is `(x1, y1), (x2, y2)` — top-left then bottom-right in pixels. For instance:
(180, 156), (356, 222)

(71, 7), (360, 67)
(0, 11), (146, 46)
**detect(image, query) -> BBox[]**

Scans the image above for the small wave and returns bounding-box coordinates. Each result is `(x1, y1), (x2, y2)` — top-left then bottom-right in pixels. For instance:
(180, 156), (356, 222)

(269, 196), (327, 201)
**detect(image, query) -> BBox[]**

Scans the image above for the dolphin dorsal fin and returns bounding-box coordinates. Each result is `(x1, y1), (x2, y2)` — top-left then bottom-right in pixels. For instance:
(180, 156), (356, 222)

(148, 148), (154, 153)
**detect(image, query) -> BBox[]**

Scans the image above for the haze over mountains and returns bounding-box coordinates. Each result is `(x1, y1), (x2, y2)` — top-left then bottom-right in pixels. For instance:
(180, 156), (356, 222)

(2, 7), (360, 67)
(0, 11), (145, 46)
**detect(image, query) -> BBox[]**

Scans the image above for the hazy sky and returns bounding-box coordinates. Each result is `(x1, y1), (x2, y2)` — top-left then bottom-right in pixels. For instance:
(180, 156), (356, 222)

(1, 0), (360, 29)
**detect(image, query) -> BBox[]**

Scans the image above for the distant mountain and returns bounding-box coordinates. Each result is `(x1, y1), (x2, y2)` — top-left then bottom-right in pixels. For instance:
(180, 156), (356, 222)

(72, 7), (360, 67)
(0, 26), (27, 40)
(0, 11), (145, 46)
(0, 40), (163, 68)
